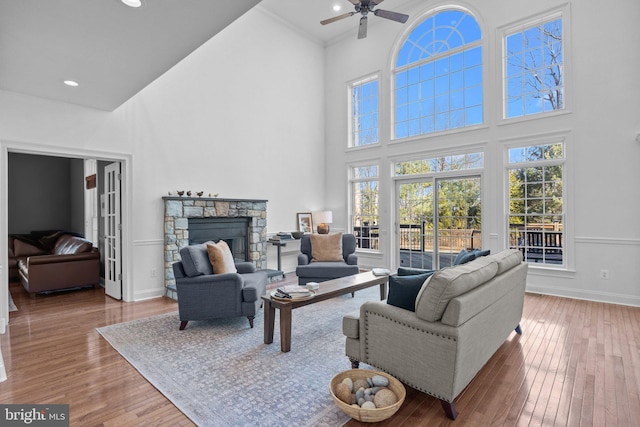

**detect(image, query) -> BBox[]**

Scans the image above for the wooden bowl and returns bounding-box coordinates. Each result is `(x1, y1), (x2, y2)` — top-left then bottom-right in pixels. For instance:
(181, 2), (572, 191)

(330, 369), (406, 422)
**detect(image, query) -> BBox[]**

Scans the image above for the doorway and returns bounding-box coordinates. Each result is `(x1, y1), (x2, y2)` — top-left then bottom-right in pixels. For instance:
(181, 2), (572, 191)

(396, 175), (482, 270)
(1, 145), (130, 324)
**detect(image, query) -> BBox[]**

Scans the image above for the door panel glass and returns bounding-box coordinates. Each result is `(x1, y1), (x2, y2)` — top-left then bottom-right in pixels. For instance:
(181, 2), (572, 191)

(398, 176), (481, 270)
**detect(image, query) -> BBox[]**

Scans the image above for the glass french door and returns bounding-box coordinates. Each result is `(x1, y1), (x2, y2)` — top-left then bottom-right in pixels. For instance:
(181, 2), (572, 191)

(397, 175), (482, 270)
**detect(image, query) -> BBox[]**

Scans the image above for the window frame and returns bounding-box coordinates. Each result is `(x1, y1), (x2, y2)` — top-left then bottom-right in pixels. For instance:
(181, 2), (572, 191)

(499, 5), (572, 124)
(348, 73), (381, 149)
(391, 8), (484, 141)
(349, 163), (381, 252)
(504, 134), (570, 269)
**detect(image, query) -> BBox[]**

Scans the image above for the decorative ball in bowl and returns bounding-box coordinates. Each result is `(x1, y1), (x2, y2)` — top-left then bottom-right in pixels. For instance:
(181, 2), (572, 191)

(291, 231), (304, 239)
(330, 369), (406, 422)
(306, 282), (319, 291)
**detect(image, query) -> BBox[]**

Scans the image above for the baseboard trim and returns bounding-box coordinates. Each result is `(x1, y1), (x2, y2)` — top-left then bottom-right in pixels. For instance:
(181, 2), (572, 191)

(526, 285), (640, 307)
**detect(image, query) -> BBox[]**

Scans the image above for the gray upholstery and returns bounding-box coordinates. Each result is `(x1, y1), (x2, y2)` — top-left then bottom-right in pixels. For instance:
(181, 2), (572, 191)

(295, 233), (359, 285)
(172, 244), (267, 330)
(343, 249), (527, 420)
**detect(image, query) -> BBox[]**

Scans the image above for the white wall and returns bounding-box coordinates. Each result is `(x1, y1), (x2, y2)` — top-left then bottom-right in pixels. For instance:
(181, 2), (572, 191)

(0, 7), (326, 301)
(324, 0), (640, 306)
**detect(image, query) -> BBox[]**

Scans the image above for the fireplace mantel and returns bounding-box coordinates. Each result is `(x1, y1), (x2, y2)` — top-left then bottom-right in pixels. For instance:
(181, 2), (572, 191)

(163, 196), (268, 289)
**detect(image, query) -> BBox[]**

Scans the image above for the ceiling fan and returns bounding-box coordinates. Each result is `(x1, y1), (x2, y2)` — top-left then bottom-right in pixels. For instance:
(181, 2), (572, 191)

(320, 0), (409, 39)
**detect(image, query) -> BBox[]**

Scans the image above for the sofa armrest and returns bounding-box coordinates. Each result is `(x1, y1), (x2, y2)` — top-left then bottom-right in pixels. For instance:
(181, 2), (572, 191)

(298, 253), (310, 265)
(346, 253), (358, 265)
(26, 250), (98, 266)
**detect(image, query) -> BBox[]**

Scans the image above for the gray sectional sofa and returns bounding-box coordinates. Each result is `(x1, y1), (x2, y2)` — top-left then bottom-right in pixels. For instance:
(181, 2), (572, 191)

(342, 249), (527, 419)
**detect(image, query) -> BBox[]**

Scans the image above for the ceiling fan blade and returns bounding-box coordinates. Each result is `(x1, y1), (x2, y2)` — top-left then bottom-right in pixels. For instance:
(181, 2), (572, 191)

(374, 9), (409, 24)
(320, 12), (355, 25)
(347, 0), (361, 5)
(371, 0), (385, 5)
(358, 16), (368, 39)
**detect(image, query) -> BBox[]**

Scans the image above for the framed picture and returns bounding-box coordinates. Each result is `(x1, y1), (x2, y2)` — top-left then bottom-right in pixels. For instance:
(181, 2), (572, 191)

(297, 212), (313, 233)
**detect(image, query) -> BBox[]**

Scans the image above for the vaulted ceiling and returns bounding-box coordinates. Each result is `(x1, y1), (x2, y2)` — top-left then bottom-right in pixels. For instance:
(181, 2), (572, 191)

(0, 0), (414, 111)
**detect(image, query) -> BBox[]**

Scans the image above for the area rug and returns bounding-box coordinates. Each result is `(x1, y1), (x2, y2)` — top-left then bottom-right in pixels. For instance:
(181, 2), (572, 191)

(97, 286), (383, 427)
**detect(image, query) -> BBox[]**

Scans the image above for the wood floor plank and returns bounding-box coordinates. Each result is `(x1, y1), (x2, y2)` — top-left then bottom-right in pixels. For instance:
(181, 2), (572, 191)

(1, 280), (639, 426)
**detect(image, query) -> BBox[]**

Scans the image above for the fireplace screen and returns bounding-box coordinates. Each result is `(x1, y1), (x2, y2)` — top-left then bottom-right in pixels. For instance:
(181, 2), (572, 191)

(188, 217), (250, 262)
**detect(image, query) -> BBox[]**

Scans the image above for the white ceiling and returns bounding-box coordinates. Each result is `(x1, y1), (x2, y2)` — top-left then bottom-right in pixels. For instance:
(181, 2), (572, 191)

(0, 0), (415, 111)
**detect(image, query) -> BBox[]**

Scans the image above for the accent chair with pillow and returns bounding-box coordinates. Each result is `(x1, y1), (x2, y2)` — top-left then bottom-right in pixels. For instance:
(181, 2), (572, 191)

(172, 241), (268, 330)
(295, 233), (359, 285)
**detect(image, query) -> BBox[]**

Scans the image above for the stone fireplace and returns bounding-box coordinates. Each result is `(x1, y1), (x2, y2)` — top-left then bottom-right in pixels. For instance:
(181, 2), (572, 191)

(163, 197), (267, 290)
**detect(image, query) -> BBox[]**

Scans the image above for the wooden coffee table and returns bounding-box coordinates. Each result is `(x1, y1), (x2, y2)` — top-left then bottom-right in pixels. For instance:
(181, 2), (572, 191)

(261, 271), (388, 352)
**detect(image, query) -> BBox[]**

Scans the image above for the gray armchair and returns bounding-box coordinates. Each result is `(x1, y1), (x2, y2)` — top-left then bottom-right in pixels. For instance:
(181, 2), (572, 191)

(172, 242), (267, 330)
(295, 233), (359, 285)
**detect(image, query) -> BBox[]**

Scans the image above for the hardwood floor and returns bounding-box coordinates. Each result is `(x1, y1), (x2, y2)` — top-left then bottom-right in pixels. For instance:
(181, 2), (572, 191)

(1, 279), (638, 426)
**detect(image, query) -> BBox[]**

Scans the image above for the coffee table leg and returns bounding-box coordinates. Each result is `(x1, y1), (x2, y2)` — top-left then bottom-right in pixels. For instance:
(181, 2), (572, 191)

(264, 300), (275, 344)
(279, 305), (292, 352)
(379, 281), (388, 300)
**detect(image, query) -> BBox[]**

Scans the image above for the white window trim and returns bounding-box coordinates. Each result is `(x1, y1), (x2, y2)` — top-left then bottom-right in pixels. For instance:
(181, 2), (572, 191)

(348, 73), (381, 149)
(502, 130), (573, 271)
(497, 3), (572, 124)
(349, 162), (381, 253)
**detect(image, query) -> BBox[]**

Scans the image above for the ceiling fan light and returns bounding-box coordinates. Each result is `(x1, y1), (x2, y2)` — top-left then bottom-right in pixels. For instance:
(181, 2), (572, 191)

(121, 0), (142, 8)
(63, 80), (79, 87)
(333, 4), (342, 12)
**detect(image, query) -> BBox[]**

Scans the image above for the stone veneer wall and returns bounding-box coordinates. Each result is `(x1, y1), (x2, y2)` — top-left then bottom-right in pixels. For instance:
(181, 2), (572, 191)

(163, 197), (268, 289)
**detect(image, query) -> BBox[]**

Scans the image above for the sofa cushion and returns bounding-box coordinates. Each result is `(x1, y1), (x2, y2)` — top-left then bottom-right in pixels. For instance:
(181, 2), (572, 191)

(13, 239), (46, 257)
(387, 271), (434, 312)
(207, 240), (237, 274)
(180, 242), (214, 277)
(310, 233), (343, 262)
(489, 249), (523, 275)
(53, 235), (93, 255)
(415, 256), (499, 322)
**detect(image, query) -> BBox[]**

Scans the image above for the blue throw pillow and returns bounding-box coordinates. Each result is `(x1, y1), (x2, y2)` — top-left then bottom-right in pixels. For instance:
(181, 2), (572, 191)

(387, 272), (434, 312)
(472, 249), (490, 258)
(397, 267), (436, 276)
(453, 249), (477, 265)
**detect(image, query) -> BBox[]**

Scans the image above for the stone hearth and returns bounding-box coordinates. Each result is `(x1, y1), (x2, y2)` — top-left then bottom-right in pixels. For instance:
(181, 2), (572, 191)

(163, 197), (268, 290)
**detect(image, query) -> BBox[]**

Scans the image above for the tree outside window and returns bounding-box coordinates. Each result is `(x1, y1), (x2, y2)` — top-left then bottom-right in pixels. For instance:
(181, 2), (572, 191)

(351, 165), (379, 249)
(505, 16), (564, 118)
(350, 77), (379, 147)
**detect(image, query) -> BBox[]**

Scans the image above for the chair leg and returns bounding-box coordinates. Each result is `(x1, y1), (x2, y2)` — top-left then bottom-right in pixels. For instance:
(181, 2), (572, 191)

(247, 316), (255, 328)
(515, 323), (523, 334)
(440, 400), (458, 420)
(179, 320), (188, 330)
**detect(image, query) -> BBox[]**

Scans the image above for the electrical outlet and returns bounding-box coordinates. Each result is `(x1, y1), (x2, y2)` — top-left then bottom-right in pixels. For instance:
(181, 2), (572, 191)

(150, 268), (157, 278)
(600, 269), (609, 280)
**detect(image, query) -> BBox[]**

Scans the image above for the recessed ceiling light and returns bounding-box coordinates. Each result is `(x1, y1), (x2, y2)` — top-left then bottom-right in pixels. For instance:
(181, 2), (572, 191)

(121, 0), (142, 8)
(63, 80), (79, 87)
(333, 4), (342, 12)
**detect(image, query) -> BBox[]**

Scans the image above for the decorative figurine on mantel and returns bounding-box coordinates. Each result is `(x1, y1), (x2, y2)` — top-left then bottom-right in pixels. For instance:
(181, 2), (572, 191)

(197, 191), (204, 197)
(187, 191), (192, 196)
(177, 191), (184, 196)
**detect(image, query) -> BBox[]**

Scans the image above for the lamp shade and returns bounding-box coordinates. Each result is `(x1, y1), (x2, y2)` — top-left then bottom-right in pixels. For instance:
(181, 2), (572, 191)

(314, 211), (333, 224)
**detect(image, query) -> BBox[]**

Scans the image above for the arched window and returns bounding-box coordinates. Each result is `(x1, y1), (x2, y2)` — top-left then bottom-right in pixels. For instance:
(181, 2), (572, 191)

(394, 9), (482, 139)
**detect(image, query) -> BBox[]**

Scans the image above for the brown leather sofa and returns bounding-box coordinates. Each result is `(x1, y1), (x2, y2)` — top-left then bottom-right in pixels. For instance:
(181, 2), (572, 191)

(16, 233), (100, 298)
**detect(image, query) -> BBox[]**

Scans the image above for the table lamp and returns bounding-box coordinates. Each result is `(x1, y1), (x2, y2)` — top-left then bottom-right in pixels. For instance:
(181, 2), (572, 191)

(315, 211), (333, 234)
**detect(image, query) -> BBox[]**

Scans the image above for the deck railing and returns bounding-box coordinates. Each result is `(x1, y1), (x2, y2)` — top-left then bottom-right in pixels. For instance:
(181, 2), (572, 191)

(354, 223), (481, 252)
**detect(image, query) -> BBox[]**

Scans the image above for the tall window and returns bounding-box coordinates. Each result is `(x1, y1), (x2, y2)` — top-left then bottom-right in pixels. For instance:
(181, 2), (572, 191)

(504, 14), (564, 118)
(350, 76), (379, 147)
(394, 9), (482, 139)
(507, 142), (565, 265)
(351, 165), (379, 250)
